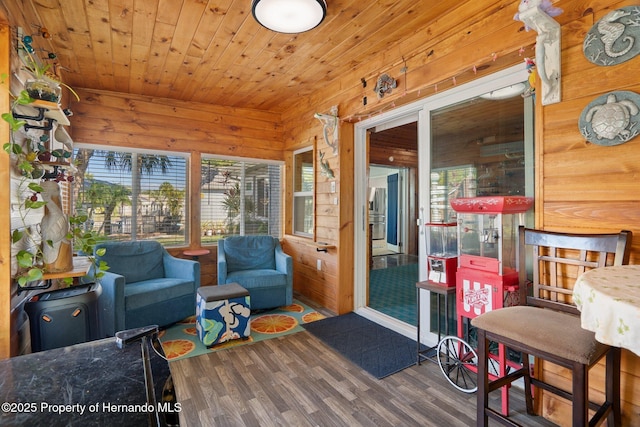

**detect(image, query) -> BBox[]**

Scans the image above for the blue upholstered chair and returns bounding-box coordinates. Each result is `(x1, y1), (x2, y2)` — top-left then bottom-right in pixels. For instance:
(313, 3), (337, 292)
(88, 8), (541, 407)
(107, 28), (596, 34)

(217, 236), (292, 310)
(93, 240), (200, 337)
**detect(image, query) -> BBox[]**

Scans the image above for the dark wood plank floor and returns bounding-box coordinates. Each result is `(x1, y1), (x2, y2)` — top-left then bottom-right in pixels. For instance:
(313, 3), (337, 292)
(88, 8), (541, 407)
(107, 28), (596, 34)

(170, 328), (557, 426)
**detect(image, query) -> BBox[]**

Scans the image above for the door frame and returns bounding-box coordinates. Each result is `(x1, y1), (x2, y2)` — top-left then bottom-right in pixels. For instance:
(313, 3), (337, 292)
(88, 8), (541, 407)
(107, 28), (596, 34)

(353, 63), (529, 343)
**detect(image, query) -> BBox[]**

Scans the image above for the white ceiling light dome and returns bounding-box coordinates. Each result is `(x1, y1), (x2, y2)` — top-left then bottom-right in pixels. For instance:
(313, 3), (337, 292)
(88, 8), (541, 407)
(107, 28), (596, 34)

(252, 0), (327, 34)
(479, 83), (527, 100)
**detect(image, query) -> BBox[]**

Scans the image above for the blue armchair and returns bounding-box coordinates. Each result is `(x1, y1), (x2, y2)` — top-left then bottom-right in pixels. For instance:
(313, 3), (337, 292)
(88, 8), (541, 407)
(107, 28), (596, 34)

(93, 240), (200, 336)
(217, 236), (292, 310)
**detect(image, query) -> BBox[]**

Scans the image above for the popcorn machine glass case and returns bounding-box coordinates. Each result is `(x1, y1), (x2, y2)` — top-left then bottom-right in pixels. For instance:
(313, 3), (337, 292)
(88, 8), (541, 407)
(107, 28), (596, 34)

(450, 196), (534, 319)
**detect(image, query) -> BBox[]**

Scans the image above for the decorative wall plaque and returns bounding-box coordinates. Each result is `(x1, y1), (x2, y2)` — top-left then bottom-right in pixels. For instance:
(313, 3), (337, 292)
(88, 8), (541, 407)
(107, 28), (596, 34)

(583, 6), (640, 66)
(373, 74), (396, 99)
(579, 91), (640, 146)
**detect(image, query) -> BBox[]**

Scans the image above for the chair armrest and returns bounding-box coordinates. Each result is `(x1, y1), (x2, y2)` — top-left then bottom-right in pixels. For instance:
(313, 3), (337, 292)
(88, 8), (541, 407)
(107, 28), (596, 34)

(275, 244), (293, 280)
(275, 242), (293, 305)
(95, 271), (126, 337)
(217, 241), (228, 285)
(163, 252), (201, 288)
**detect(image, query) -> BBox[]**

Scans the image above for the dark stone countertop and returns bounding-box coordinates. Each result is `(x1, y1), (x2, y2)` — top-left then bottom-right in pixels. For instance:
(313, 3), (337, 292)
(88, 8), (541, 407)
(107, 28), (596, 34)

(0, 336), (179, 426)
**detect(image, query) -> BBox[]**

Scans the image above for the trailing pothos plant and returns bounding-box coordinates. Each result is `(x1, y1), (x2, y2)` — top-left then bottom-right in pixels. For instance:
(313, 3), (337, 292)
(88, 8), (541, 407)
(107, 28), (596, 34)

(2, 74), (108, 288)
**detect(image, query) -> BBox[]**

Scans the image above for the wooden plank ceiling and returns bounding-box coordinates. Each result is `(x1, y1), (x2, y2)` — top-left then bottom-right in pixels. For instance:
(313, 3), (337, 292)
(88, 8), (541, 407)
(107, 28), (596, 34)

(19, 0), (474, 113)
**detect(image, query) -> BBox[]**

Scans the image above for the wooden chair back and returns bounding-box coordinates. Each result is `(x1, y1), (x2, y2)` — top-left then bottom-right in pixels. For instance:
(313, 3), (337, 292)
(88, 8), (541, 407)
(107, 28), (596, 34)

(518, 226), (631, 315)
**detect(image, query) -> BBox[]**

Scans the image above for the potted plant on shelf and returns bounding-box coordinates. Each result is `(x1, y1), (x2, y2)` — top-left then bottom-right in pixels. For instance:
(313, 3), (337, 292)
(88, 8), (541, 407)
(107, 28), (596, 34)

(19, 44), (79, 103)
(2, 75), (106, 290)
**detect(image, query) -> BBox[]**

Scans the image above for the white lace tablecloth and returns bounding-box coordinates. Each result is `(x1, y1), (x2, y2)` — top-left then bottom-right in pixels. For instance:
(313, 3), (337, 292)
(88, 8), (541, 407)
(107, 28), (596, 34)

(573, 265), (640, 356)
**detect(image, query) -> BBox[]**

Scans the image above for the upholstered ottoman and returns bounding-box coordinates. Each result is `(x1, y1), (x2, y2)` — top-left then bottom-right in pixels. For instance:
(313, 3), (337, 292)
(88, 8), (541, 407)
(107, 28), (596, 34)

(196, 283), (251, 347)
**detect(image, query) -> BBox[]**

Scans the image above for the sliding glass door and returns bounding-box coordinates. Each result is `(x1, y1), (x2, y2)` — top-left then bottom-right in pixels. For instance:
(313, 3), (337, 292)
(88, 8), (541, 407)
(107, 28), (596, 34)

(353, 64), (533, 343)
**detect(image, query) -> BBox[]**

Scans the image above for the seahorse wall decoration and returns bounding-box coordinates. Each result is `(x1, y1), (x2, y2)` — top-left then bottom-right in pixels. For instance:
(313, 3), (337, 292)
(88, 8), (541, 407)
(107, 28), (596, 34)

(598, 9), (634, 58)
(318, 150), (334, 179)
(583, 6), (640, 66)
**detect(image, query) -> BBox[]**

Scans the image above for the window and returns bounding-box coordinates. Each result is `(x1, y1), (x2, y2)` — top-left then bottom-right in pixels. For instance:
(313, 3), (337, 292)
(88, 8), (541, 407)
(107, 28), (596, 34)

(293, 147), (314, 237)
(200, 156), (283, 242)
(72, 147), (189, 246)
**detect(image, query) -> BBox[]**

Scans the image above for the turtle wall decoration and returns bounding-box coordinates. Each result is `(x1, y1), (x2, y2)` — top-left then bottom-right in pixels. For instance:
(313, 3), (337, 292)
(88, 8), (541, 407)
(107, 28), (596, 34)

(579, 90), (640, 146)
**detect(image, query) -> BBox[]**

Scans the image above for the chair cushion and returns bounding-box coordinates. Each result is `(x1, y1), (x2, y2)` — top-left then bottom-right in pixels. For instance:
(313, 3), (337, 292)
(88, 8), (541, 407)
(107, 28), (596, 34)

(125, 278), (195, 311)
(471, 306), (608, 366)
(223, 236), (276, 272)
(95, 241), (165, 283)
(226, 269), (287, 289)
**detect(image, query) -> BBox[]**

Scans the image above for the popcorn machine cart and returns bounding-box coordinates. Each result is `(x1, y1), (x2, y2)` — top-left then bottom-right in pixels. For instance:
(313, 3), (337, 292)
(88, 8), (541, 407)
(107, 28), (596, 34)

(436, 196), (533, 414)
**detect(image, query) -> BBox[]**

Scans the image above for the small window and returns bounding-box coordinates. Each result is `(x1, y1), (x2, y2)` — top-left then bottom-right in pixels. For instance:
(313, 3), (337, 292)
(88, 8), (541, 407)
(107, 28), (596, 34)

(293, 147), (314, 237)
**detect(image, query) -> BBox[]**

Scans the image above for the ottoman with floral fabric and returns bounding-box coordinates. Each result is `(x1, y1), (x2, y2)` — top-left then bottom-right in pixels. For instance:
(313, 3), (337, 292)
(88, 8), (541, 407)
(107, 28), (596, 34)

(195, 283), (251, 347)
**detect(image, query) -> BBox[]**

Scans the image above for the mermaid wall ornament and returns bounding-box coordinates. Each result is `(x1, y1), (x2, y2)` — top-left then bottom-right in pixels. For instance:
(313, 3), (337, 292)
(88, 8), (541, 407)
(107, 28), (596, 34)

(314, 105), (339, 155)
(514, 0), (563, 105)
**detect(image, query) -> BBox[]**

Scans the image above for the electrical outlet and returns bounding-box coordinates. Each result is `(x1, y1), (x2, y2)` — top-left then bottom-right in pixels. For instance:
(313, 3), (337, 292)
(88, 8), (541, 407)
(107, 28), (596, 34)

(330, 181), (336, 193)
(316, 259), (322, 270)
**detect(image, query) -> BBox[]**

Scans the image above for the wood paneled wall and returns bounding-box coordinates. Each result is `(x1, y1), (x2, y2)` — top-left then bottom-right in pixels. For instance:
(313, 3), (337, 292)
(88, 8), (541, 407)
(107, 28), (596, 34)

(0, 20), (12, 360)
(532, 2), (640, 424)
(280, 1), (640, 425)
(2, 0), (640, 425)
(71, 88), (283, 159)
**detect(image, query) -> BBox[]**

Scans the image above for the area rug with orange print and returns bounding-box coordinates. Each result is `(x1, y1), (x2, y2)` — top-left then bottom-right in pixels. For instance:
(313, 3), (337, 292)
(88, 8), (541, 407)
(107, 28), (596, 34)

(158, 300), (325, 361)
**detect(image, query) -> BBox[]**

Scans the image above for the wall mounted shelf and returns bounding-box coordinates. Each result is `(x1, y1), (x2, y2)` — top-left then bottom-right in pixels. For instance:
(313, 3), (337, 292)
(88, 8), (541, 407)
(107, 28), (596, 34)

(13, 99), (70, 126)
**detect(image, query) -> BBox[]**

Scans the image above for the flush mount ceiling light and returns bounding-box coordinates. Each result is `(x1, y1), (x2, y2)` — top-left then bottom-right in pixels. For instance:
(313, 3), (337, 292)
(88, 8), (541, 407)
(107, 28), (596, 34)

(479, 83), (527, 100)
(252, 0), (327, 34)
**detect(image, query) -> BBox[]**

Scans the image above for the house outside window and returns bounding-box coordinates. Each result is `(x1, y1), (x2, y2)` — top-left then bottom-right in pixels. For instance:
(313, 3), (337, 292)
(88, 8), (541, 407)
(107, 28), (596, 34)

(72, 146), (189, 246)
(293, 147), (314, 237)
(200, 156), (283, 242)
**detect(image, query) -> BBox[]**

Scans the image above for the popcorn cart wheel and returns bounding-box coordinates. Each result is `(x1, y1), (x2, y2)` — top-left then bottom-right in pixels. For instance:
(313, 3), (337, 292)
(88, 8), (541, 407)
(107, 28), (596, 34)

(435, 334), (507, 393)
(436, 335), (478, 393)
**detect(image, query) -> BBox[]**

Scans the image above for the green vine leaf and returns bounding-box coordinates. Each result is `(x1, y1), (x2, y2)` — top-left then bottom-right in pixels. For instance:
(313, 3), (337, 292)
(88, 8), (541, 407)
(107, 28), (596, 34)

(16, 270), (44, 288)
(70, 214), (88, 224)
(2, 112), (27, 131)
(18, 159), (34, 172)
(27, 182), (44, 192)
(11, 229), (24, 244)
(15, 90), (34, 105)
(25, 199), (46, 210)
(16, 251), (34, 268)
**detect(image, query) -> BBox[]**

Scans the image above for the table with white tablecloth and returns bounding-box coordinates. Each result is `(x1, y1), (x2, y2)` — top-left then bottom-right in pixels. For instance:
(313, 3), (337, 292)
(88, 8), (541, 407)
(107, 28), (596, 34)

(573, 264), (640, 356)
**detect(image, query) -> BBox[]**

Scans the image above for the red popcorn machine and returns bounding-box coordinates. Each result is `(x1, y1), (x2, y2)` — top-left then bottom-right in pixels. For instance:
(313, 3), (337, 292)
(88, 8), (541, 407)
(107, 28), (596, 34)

(435, 196), (533, 413)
